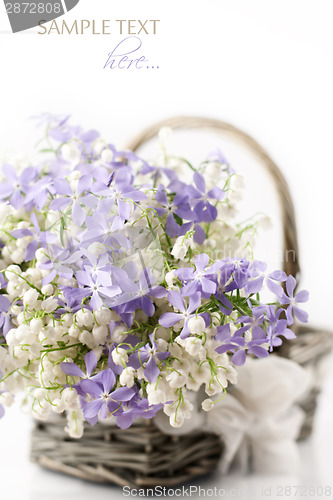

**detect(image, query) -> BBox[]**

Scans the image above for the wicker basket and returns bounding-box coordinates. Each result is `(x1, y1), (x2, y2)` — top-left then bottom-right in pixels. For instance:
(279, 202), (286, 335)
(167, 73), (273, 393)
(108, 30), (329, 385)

(31, 116), (333, 485)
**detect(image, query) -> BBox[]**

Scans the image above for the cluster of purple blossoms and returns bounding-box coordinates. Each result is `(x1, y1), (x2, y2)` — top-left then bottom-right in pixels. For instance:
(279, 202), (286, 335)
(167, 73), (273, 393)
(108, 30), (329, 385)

(0, 117), (308, 433)
(160, 254), (308, 365)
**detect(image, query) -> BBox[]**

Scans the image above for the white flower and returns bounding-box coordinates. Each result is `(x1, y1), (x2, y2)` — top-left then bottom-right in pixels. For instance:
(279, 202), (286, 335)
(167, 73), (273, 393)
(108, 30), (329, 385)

(78, 330), (96, 349)
(61, 143), (81, 165)
(34, 403), (51, 419)
(28, 343), (41, 357)
(184, 337), (205, 357)
(41, 284), (54, 296)
(65, 409), (84, 438)
(205, 368), (229, 396)
(165, 270), (176, 288)
(53, 397), (66, 413)
(230, 174), (245, 190)
(169, 410), (184, 428)
(75, 309), (94, 329)
(62, 388), (81, 409)
(0, 203), (13, 224)
(188, 316), (205, 335)
(202, 398), (214, 412)
(23, 289), (39, 308)
(68, 324), (80, 339)
(93, 138), (107, 155)
(154, 326), (171, 341)
(146, 382), (167, 405)
(111, 325), (127, 343)
(171, 235), (194, 260)
(62, 313), (73, 328)
(167, 399), (192, 428)
(111, 347), (128, 366)
(1, 392), (14, 407)
(119, 367), (135, 388)
(186, 362), (211, 391)
(226, 365), (238, 384)
(101, 148), (113, 163)
(5, 265), (22, 279)
(41, 297), (58, 313)
(258, 215), (273, 231)
(35, 248), (49, 264)
(171, 244), (187, 260)
(166, 370), (187, 388)
(94, 308), (113, 325)
(92, 325), (108, 344)
(11, 249), (25, 264)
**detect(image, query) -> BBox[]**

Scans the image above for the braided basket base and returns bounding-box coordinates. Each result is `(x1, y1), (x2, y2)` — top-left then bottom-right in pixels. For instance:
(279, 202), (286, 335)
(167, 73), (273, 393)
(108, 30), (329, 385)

(30, 415), (223, 487)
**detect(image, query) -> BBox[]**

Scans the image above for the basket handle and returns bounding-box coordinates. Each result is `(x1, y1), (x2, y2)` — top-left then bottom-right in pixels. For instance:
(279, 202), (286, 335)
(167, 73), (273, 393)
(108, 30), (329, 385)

(126, 116), (300, 279)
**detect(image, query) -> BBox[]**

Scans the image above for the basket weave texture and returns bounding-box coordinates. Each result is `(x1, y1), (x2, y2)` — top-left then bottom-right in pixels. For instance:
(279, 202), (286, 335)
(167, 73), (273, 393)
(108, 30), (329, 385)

(31, 416), (222, 487)
(31, 116), (333, 485)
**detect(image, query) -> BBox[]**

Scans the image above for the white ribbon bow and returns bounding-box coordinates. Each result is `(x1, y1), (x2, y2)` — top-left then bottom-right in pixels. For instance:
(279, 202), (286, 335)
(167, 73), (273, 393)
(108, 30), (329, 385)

(154, 356), (310, 474)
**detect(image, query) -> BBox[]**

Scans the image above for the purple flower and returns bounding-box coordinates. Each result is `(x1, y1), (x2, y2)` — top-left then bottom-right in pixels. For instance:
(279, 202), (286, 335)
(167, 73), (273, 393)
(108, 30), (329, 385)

(119, 269), (167, 317)
(274, 275), (309, 325)
(40, 246), (82, 286)
(206, 148), (229, 166)
(235, 305), (267, 340)
(0, 164), (38, 208)
(49, 175), (96, 225)
(159, 290), (207, 339)
(81, 212), (124, 246)
(80, 369), (135, 424)
(46, 115), (99, 152)
(80, 251), (112, 285)
(61, 350), (99, 384)
(115, 395), (162, 429)
(265, 306), (296, 352)
(154, 184), (194, 237)
(141, 163), (176, 184)
(75, 269), (122, 310)
(245, 261), (287, 295)
(24, 175), (55, 211)
(215, 323), (269, 366)
(214, 261), (237, 315)
(128, 334), (169, 383)
(96, 169), (147, 220)
(0, 295), (12, 338)
(177, 253), (221, 297)
(231, 259), (250, 289)
(56, 287), (87, 315)
(188, 172), (224, 223)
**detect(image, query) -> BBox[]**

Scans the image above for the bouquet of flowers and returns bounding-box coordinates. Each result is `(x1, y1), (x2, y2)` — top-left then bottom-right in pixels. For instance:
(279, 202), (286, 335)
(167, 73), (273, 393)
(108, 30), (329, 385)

(0, 117), (309, 438)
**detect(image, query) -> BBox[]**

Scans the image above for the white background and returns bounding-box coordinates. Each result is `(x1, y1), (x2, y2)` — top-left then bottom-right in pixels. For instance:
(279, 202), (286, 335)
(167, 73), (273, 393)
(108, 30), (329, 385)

(0, 1), (333, 499)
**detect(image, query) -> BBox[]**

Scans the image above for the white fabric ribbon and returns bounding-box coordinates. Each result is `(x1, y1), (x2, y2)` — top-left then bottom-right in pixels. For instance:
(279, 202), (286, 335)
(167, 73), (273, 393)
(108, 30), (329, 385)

(154, 356), (311, 474)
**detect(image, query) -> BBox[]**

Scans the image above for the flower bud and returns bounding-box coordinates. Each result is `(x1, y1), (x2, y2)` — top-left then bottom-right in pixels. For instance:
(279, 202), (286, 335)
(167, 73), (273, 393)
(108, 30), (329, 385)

(111, 348), (128, 366)
(41, 297), (58, 313)
(188, 316), (205, 334)
(119, 367), (135, 388)
(23, 289), (39, 308)
(202, 398), (214, 412)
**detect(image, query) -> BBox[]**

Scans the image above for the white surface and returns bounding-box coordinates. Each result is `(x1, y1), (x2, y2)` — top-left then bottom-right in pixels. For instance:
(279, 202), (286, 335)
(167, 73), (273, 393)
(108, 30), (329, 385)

(0, 1), (333, 498)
